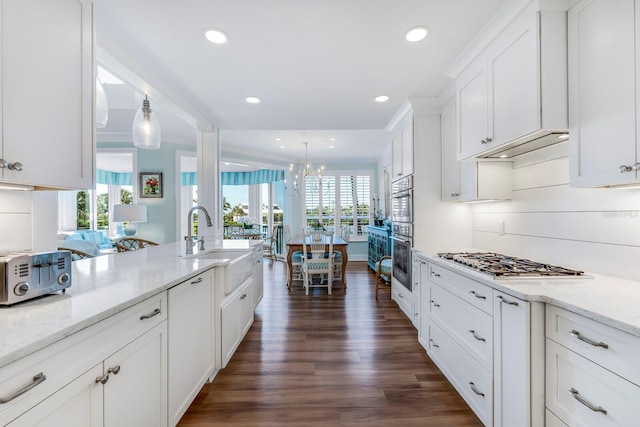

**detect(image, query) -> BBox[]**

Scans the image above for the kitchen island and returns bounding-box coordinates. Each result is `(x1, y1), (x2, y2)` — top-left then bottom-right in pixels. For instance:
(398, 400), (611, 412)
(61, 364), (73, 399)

(0, 240), (260, 426)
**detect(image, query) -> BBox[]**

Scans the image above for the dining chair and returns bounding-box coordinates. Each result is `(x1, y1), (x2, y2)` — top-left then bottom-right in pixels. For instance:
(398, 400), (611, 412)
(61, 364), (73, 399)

(285, 225), (304, 286)
(301, 230), (334, 295)
(375, 255), (392, 300)
(263, 225), (278, 261)
(333, 226), (351, 284)
(115, 237), (159, 252)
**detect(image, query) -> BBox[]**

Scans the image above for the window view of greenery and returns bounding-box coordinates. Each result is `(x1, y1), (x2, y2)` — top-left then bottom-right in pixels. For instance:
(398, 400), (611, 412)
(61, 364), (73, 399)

(305, 173), (371, 235)
(76, 188), (132, 230)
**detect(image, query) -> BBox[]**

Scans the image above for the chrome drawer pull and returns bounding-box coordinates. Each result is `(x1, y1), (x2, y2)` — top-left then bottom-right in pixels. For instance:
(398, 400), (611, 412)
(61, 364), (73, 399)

(240, 293), (248, 300)
(95, 374), (109, 385)
(140, 308), (161, 320)
(569, 388), (607, 414)
(469, 382), (485, 397)
(497, 295), (519, 306)
(430, 300), (440, 307)
(469, 290), (486, 300)
(569, 330), (609, 349)
(469, 330), (486, 342)
(429, 339), (439, 348)
(191, 277), (203, 284)
(430, 270), (441, 277)
(0, 372), (46, 403)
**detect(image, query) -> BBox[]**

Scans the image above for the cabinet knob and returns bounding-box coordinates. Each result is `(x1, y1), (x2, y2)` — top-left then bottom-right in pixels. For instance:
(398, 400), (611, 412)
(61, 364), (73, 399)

(618, 164), (633, 173)
(95, 374), (109, 385)
(450, 193), (459, 197)
(633, 163), (640, 171)
(107, 365), (121, 375)
(0, 159), (7, 169)
(8, 162), (23, 171)
(480, 137), (492, 144)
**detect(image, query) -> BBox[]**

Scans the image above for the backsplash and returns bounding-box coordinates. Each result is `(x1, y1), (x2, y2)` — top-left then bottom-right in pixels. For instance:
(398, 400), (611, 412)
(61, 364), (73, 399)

(0, 190), (57, 252)
(471, 142), (640, 281)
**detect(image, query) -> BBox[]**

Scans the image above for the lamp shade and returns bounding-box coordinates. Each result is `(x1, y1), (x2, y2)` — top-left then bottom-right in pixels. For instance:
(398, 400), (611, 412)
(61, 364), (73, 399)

(113, 204), (148, 236)
(113, 204), (148, 222)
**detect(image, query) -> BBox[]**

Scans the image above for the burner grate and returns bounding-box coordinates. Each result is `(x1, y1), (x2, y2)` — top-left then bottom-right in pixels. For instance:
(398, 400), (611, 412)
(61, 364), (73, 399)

(437, 252), (584, 278)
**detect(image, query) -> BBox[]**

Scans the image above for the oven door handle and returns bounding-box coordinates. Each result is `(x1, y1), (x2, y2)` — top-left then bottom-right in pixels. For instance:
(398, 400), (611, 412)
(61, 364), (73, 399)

(390, 236), (411, 245)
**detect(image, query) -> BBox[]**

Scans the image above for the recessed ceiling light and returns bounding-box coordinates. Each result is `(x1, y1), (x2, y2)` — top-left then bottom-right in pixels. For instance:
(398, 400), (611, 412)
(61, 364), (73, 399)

(499, 154), (509, 158)
(329, 137), (336, 141)
(558, 134), (569, 139)
(375, 95), (389, 103)
(405, 26), (430, 42)
(204, 29), (228, 44)
(280, 146), (285, 149)
(329, 145), (335, 149)
(275, 138), (281, 141)
(246, 96), (261, 104)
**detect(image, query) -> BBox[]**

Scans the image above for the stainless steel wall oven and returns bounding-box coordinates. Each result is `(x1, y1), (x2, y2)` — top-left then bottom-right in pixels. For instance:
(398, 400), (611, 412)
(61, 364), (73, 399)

(390, 175), (413, 291)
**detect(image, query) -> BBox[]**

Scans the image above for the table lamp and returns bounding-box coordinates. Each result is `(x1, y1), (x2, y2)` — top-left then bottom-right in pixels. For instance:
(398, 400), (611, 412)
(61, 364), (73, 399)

(113, 204), (148, 236)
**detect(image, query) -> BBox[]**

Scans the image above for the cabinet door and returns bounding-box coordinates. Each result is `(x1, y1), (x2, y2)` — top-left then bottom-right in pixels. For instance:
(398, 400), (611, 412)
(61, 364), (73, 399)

(2, 0), (93, 189)
(391, 133), (403, 178)
(104, 322), (168, 427)
(221, 292), (241, 368)
(417, 258), (430, 350)
(401, 121), (413, 176)
(252, 248), (264, 308)
(489, 8), (539, 147)
(569, 0), (638, 186)
(458, 160), (478, 201)
(493, 292), (530, 427)
(7, 365), (103, 427)
(239, 279), (255, 337)
(168, 272), (214, 426)
(457, 63), (489, 159)
(441, 98), (460, 200)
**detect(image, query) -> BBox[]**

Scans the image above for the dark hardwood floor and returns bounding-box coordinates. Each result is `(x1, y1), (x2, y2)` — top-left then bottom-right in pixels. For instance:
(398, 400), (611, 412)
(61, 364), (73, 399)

(178, 260), (482, 426)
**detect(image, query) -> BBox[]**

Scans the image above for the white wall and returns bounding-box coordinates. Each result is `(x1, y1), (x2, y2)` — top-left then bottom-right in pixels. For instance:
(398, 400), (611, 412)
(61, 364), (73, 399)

(471, 142), (640, 281)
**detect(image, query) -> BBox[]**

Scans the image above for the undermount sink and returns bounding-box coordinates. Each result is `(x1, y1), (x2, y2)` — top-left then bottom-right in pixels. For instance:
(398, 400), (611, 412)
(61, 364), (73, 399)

(192, 250), (253, 295)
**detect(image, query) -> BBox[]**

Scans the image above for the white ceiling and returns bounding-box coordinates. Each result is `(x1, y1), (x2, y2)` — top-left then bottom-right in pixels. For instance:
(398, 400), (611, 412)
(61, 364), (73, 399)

(95, 0), (507, 167)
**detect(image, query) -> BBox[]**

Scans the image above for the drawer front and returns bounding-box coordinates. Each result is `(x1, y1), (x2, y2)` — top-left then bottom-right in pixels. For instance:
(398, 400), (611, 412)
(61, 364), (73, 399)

(546, 305), (640, 386)
(427, 262), (493, 314)
(546, 409), (569, 427)
(429, 322), (493, 426)
(546, 339), (640, 427)
(392, 282), (413, 322)
(430, 283), (493, 372)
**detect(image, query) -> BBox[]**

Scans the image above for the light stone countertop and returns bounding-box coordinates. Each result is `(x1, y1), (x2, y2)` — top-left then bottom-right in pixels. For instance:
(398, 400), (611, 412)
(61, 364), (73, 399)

(0, 240), (259, 369)
(423, 254), (640, 338)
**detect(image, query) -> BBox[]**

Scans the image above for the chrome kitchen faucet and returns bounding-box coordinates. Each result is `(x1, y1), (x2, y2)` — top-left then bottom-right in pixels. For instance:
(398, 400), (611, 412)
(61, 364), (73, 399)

(185, 206), (213, 255)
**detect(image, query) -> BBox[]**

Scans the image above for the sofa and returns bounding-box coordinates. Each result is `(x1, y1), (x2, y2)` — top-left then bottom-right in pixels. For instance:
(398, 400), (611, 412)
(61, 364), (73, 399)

(59, 230), (114, 250)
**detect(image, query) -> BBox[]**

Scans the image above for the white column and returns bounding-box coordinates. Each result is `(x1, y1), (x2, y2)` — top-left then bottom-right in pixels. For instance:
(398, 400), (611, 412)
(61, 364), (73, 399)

(197, 129), (222, 242)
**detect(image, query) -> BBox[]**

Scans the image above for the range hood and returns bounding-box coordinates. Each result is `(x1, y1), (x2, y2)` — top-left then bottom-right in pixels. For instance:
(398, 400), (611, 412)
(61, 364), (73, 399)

(478, 130), (569, 159)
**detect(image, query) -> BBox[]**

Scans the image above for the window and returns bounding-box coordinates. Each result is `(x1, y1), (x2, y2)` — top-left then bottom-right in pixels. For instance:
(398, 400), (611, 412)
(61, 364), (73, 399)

(304, 171), (372, 239)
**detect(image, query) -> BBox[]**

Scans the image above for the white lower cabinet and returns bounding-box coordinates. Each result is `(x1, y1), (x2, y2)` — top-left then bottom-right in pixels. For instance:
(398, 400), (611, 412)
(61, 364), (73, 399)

(252, 245), (264, 308)
(220, 277), (254, 367)
(6, 365), (103, 427)
(429, 322), (493, 426)
(168, 271), (214, 426)
(424, 261), (544, 427)
(545, 305), (640, 426)
(391, 280), (414, 326)
(0, 293), (168, 427)
(103, 322), (168, 427)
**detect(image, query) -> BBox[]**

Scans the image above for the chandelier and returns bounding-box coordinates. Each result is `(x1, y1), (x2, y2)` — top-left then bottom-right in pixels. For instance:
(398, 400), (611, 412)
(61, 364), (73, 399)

(285, 142), (324, 196)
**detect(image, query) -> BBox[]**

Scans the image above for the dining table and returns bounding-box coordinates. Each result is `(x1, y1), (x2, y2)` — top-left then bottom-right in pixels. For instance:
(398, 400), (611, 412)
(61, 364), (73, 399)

(286, 234), (348, 290)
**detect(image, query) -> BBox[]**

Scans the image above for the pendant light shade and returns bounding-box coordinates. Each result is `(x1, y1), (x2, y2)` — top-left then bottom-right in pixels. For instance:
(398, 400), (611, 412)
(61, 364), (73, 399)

(132, 94), (161, 150)
(95, 78), (109, 128)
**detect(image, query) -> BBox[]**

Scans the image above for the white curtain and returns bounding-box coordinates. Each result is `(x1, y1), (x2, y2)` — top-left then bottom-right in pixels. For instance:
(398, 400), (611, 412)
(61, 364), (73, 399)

(57, 191), (78, 231)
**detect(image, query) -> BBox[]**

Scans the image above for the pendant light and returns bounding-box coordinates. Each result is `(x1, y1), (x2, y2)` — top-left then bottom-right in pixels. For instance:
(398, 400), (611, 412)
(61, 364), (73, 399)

(95, 78), (109, 128)
(132, 94), (161, 150)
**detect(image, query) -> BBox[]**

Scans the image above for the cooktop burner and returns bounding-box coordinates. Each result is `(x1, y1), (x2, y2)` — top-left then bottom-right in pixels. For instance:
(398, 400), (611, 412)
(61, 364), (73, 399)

(437, 252), (585, 278)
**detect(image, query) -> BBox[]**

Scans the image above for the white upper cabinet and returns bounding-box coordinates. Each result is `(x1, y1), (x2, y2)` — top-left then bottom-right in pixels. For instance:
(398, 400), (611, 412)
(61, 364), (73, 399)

(569, 0), (639, 187)
(455, 1), (568, 160)
(0, 0), (94, 190)
(391, 117), (414, 180)
(442, 96), (513, 202)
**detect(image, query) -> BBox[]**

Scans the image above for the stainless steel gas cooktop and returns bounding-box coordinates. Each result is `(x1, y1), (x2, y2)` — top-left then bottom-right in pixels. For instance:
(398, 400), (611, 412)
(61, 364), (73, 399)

(437, 252), (585, 279)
